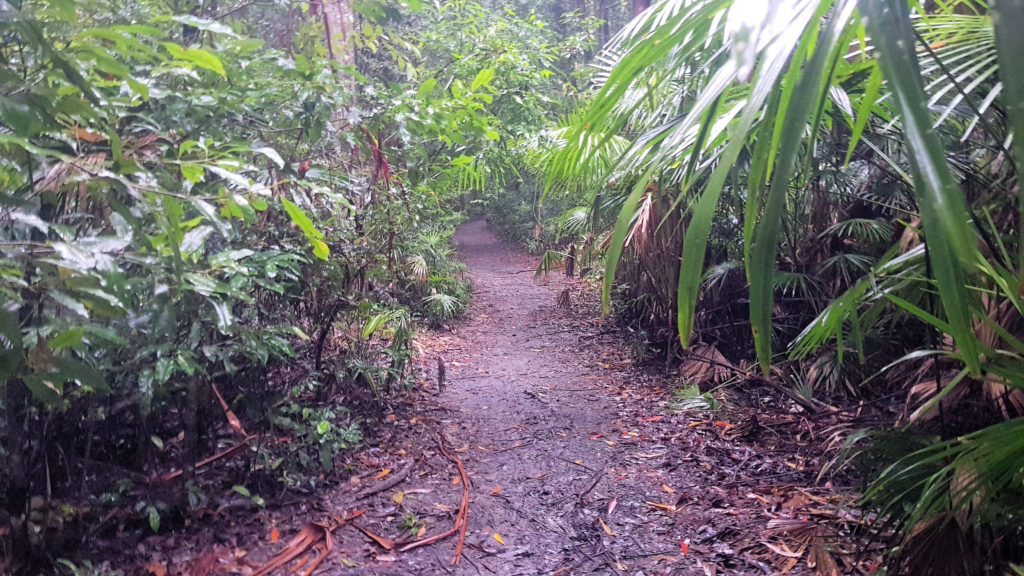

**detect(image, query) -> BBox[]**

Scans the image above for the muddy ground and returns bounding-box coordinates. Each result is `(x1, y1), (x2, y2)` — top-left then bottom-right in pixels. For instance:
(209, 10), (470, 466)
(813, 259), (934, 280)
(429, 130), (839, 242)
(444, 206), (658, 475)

(142, 220), (878, 575)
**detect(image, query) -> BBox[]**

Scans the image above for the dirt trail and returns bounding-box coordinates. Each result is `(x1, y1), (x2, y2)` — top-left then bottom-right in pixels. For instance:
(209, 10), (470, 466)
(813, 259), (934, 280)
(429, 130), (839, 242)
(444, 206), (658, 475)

(424, 220), (627, 572)
(268, 220), (826, 575)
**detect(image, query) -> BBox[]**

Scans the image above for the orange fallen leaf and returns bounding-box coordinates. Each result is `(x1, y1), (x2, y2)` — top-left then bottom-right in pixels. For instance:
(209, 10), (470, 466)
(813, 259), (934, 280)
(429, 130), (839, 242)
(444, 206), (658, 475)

(679, 541), (689, 555)
(374, 468), (392, 480)
(646, 501), (677, 513)
(662, 484), (676, 494)
(688, 421), (704, 427)
(416, 525), (426, 538)
(534, 472), (549, 479)
(490, 485), (502, 495)
(270, 527), (280, 542)
(713, 421), (732, 428)
(493, 533), (505, 545)
(452, 476), (461, 485)
(145, 562), (167, 576)
(599, 518), (616, 536)
(644, 416), (662, 422)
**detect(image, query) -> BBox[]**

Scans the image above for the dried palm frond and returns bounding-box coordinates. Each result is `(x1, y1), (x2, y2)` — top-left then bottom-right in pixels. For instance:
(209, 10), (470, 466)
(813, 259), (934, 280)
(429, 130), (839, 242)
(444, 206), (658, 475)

(680, 343), (736, 386)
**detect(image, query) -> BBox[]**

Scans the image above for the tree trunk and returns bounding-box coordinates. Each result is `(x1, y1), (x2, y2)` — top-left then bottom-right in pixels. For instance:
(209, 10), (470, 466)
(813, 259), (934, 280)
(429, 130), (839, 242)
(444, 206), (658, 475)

(319, 0), (355, 76)
(632, 0), (651, 17)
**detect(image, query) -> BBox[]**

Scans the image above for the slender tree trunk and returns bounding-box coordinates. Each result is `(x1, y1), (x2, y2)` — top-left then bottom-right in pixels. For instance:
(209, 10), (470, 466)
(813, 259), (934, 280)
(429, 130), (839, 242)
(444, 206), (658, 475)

(320, 0), (355, 76)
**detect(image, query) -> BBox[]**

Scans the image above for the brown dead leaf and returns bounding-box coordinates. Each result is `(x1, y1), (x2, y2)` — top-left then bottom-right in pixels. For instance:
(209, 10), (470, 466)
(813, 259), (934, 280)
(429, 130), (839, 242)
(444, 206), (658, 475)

(145, 562), (167, 576)
(662, 484), (676, 494)
(355, 523), (396, 551)
(269, 528), (280, 542)
(490, 485), (502, 495)
(599, 518), (616, 536)
(392, 491), (405, 504)
(73, 126), (107, 143)
(374, 468), (392, 480)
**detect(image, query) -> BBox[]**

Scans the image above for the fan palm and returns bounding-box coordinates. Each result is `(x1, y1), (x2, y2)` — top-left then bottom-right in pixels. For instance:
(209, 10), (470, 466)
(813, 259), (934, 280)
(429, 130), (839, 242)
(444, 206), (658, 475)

(535, 0), (1024, 567)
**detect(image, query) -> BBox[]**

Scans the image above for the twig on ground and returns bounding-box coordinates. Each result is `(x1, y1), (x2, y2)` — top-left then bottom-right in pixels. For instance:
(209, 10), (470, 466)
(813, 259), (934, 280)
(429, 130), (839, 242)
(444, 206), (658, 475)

(577, 470), (606, 505)
(355, 457), (419, 499)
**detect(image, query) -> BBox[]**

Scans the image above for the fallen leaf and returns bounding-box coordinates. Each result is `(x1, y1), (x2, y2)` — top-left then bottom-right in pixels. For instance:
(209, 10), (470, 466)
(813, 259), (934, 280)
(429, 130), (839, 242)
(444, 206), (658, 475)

(416, 525), (426, 538)
(713, 421), (732, 428)
(680, 541), (689, 555)
(646, 501), (677, 513)
(493, 533), (505, 545)
(599, 518), (616, 536)
(688, 421), (705, 427)
(452, 476), (461, 485)
(340, 558), (359, 568)
(355, 523), (396, 550)
(603, 440), (616, 447)
(490, 485), (502, 495)
(644, 416), (662, 422)
(374, 468), (392, 480)
(662, 484), (676, 494)
(270, 528), (280, 542)
(534, 472), (549, 479)
(607, 499), (617, 515)
(145, 562), (167, 576)
(392, 491), (405, 504)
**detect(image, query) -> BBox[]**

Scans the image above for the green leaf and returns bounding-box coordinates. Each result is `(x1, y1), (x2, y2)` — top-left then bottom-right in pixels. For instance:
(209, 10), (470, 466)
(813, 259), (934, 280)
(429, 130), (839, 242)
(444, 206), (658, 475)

(148, 506), (160, 533)
(232, 485), (251, 498)
(161, 42), (226, 77)
(49, 328), (84, 350)
(252, 145), (284, 168)
(281, 198), (329, 260)
(471, 68), (495, 91)
(749, 0), (854, 372)
(417, 77), (437, 98)
(860, 0), (982, 375)
(0, 309), (25, 383)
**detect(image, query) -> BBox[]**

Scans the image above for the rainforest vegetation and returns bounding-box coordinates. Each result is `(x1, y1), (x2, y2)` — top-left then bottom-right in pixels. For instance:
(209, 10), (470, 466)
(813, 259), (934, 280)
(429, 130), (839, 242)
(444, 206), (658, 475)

(2, 0), (1023, 573)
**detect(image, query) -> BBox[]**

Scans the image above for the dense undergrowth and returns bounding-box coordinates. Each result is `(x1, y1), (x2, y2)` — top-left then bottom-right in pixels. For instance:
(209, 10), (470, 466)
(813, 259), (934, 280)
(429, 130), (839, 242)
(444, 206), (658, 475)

(0, 0), (600, 569)
(523, 0), (1024, 572)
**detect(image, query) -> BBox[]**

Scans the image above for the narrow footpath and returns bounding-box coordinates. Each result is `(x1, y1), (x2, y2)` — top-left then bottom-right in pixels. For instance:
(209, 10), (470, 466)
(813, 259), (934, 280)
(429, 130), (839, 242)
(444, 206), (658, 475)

(255, 220), (838, 575)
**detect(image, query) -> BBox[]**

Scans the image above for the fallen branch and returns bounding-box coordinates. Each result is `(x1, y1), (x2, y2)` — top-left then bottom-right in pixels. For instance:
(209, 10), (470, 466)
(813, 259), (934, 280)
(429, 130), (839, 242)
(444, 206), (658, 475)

(398, 438), (470, 566)
(251, 510), (364, 576)
(149, 438), (252, 484)
(440, 442), (470, 566)
(355, 457), (418, 499)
